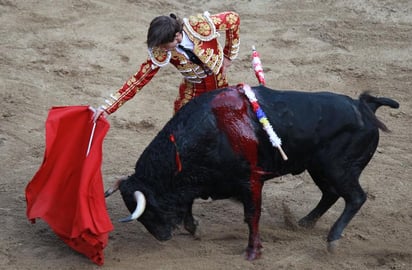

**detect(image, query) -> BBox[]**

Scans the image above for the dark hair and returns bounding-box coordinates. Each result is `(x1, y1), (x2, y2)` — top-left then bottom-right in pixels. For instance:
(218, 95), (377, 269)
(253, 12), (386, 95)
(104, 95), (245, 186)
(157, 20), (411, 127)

(147, 13), (183, 48)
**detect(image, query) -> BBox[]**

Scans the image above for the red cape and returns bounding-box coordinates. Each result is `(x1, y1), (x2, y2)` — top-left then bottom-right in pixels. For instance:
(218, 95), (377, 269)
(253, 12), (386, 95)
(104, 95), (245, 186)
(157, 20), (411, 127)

(25, 106), (113, 265)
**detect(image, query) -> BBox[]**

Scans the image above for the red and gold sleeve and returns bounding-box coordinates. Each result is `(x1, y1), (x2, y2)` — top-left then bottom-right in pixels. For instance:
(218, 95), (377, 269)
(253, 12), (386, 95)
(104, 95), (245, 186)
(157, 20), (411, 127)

(211, 11), (240, 60)
(101, 59), (160, 114)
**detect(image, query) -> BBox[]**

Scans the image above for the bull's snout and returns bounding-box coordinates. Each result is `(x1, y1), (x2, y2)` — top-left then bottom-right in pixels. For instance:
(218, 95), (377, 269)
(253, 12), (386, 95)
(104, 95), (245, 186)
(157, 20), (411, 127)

(144, 223), (173, 242)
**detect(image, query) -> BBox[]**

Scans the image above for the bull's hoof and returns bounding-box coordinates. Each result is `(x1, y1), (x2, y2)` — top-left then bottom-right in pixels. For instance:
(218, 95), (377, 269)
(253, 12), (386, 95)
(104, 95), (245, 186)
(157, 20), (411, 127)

(327, 240), (338, 253)
(245, 246), (262, 261)
(191, 220), (202, 240)
(184, 218), (201, 240)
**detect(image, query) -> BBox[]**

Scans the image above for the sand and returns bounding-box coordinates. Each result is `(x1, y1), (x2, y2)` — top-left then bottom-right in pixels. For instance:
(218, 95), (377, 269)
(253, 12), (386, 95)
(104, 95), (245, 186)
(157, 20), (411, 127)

(1, 0), (411, 269)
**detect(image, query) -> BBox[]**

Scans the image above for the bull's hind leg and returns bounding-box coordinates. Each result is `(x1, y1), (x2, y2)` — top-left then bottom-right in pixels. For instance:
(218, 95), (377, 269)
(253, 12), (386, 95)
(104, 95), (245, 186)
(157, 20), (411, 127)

(298, 169), (340, 229)
(327, 181), (366, 252)
(303, 165), (366, 252)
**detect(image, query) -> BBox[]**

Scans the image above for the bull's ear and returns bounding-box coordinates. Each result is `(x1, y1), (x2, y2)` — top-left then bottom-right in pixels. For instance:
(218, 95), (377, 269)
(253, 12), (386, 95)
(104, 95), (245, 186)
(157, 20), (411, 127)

(104, 176), (128, 197)
(119, 191), (146, 222)
(104, 186), (118, 197)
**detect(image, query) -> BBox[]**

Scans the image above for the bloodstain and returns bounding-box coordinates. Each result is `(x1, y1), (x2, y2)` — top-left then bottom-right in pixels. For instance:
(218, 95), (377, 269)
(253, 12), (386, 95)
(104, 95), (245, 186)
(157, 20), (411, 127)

(211, 86), (263, 259)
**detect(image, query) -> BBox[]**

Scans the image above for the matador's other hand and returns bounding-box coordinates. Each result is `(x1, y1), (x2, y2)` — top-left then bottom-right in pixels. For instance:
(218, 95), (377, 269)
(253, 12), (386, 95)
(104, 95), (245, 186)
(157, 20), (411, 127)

(222, 56), (232, 77)
(89, 106), (108, 123)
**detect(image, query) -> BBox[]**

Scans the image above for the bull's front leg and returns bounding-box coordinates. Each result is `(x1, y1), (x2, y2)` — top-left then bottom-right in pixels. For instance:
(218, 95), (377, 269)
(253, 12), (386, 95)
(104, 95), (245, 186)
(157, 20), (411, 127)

(183, 200), (200, 239)
(245, 213), (262, 260)
(244, 174), (263, 260)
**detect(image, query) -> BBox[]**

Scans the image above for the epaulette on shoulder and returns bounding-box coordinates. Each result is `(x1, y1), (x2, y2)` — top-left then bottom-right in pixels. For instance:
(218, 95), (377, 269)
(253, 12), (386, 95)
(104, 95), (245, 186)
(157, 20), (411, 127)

(183, 11), (219, 42)
(148, 47), (171, 67)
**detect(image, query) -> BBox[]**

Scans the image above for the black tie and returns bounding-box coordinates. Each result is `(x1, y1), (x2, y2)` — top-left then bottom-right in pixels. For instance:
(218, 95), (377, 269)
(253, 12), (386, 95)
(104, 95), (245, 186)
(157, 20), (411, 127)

(178, 45), (203, 65)
(178, 45), (213, 75)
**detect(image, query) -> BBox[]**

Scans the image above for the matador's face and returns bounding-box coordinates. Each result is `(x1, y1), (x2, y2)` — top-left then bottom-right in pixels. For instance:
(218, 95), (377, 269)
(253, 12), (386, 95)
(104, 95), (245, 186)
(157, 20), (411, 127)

(159, 32), (182, 51)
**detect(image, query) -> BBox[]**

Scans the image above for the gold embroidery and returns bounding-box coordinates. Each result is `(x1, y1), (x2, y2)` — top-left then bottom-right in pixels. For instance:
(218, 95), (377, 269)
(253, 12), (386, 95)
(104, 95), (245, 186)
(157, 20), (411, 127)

(226, 13), (239, 25)
(184, 83), (195, 101)
(127, 76), (136, 86)
(197, 22), (211, 36)
(148, 47), (171, 67)
(212, 16), (223, 25)
(183, 12), (217, 42)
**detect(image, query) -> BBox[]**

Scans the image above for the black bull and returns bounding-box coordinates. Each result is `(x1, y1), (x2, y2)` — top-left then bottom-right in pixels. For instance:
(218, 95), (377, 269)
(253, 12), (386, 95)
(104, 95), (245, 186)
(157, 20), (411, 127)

(106, 84), (399, 260)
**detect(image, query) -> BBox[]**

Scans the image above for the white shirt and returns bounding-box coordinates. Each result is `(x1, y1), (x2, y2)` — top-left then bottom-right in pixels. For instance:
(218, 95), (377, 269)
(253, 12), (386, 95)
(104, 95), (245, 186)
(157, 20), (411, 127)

(176, 31), (194, 59)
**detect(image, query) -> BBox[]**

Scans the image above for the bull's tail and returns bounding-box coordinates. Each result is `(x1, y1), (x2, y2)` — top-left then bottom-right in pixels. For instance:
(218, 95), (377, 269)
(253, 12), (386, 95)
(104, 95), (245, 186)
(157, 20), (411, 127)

(360, 92), (400, 112)
(359, 92), (399, 132)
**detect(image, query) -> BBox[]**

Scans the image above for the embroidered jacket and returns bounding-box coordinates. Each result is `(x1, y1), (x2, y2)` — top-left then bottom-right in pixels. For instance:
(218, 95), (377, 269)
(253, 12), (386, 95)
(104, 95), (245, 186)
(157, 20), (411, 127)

(102, 11), (240, 114)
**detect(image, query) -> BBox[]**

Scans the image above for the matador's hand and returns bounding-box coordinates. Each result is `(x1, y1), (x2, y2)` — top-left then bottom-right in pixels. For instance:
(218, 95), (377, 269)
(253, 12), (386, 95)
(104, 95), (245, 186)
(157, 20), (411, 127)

(89, 106), (108, 123)
(222, 56), (232, 77)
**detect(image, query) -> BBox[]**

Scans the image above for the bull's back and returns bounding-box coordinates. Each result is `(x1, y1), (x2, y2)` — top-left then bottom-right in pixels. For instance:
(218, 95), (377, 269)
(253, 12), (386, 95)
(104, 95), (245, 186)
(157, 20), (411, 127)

(254, 86), (365, 141)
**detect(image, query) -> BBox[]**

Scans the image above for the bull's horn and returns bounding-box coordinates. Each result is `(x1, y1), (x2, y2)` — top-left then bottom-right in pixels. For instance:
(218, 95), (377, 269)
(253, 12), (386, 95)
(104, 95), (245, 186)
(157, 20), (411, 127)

(119, 191), (146, 223)
(104, 176), (128, 197)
